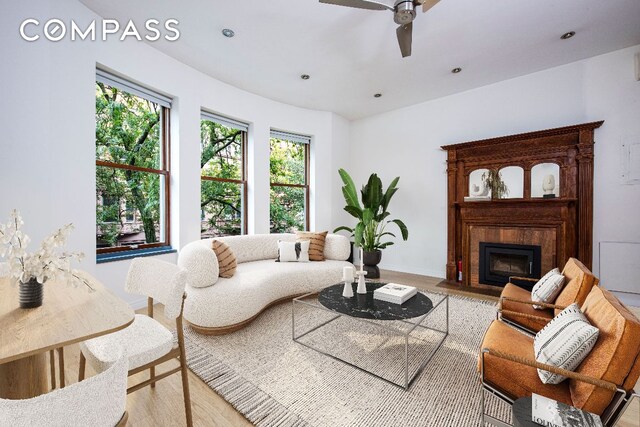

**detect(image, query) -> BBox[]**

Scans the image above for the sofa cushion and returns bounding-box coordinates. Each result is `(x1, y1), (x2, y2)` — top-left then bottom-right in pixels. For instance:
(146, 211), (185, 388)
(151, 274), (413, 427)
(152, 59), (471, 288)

(570, 286), (640, 415)
(184, 259), (351, 328)
(178, 241), (219, 288)
(501, 283), (554, 332)
(531, 268), (565, 309)
(217, 234), (295, 264)
(533, 304), (599, 384)
(555, 258), (598, 316)
(324, 234), (351, 261)
(211, 239), (237, 278)
(479, 320), (573, 406)
(296, 231), (327, 261)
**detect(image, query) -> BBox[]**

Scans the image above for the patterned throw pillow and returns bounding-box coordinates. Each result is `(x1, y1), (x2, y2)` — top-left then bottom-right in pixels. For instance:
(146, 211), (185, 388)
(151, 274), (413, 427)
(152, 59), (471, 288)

(533, 303), (599, 384)
(295, 231), (328, 261)
(531, 268), (565, 309)
(211, 240), (237, 278)
(276, 240), (310, 263)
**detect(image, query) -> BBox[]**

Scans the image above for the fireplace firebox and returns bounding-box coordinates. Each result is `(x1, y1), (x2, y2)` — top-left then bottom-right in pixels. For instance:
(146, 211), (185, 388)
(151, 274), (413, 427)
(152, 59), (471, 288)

(479, 242), (541, 289)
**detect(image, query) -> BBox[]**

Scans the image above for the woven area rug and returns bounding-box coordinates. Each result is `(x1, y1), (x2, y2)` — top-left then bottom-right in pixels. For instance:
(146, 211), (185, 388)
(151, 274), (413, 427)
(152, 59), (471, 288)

(183, 293), (511, 427)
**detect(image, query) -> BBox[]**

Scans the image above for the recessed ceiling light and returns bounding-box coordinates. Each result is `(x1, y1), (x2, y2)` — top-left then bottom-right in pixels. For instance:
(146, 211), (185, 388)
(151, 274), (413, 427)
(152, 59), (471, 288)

(374, 93), (382, 98)
(561, 31), (575, 40)
(451, 67), (462, 74)
(300, 74), (310, 80)
(222, 28), (235, 38)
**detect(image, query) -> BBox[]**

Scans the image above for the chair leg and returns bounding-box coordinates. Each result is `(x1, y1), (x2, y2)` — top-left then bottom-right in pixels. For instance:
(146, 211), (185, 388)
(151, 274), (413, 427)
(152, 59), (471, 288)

(179, 356), (193, 427)
(150, 366), (156, 388)
(78, 352), (86, 382)
(49, 350), (56, 389)
(57, 348), (65, 388)
(177, 310), (193, 427)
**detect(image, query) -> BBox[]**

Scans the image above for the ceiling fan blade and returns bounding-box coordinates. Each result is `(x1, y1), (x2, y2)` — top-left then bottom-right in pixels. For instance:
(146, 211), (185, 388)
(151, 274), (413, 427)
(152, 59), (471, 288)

(396, 22), (413, 57)
(421, 0), (440, 13)
(319, 0), (394, 12)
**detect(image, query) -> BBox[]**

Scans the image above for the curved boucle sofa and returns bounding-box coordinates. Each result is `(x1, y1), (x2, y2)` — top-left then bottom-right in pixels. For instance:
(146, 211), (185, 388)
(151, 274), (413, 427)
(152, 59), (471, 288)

(178, 233), (352, 334)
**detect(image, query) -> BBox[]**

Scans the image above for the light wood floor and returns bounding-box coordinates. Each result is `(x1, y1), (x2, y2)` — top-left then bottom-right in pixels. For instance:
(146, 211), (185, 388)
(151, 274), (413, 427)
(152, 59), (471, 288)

(54, 270), (639, 427)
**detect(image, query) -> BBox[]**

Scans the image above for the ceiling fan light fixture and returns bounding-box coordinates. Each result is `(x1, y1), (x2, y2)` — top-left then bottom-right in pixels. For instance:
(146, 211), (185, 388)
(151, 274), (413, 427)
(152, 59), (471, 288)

(222, 28), (235, 38)
(451, 67), (462, 74)
(561, 31), (575, 40)
(393, 0), (416, 25)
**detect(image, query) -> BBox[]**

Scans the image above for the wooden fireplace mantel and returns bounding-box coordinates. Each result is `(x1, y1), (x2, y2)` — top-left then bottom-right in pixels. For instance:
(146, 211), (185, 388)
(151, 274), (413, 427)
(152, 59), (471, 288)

(441, 121), (603, 287)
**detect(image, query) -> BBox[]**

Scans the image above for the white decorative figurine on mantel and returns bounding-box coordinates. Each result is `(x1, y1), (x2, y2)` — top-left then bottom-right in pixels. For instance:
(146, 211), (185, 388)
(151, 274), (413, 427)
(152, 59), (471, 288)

(470, 182), (489, 197)
(356, 247), (367, 294)
(542, 174), (556, 198)
(342, 266), (354, 297)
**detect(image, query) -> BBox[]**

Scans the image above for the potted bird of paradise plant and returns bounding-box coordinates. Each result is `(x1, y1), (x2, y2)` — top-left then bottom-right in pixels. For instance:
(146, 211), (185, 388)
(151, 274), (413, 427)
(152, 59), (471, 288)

(333, 169), (408, 278)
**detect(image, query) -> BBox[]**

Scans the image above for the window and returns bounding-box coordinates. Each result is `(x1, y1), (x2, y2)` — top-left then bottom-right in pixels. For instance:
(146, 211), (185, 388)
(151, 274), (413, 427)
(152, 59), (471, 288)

(95, 70), (171, 252)
(200, 112), (248, 238)
(269, 130), (310, 233)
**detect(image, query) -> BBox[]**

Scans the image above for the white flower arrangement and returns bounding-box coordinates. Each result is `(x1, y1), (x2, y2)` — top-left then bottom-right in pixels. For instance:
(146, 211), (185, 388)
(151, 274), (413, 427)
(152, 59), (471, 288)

(0, 210), (93, 290)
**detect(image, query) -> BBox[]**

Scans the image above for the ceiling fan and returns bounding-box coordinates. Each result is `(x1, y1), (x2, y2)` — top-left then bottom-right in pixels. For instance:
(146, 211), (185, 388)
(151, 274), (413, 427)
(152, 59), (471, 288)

(319, 0), (440, 58)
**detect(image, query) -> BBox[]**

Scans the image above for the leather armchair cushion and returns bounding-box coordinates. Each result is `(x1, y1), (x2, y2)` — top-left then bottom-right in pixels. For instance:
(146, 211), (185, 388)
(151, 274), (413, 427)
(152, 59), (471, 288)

(479, 320), (573, 406)
(571, 286), (640, 414)
(555, 258), (598, 316)
(500, 283), (554, 332)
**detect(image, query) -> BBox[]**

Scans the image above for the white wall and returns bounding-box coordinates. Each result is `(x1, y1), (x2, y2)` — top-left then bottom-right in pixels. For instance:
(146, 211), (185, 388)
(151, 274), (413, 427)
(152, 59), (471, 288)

(349, 46), (640, 296)
(0, 0), (349, 307)
(2, 0), (638, 308)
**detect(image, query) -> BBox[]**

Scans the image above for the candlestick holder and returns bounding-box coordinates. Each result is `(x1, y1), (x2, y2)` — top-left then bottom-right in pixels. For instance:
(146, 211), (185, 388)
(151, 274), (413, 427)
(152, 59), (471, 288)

(342, 281), (354, 298)
(356, 270), (367, 294)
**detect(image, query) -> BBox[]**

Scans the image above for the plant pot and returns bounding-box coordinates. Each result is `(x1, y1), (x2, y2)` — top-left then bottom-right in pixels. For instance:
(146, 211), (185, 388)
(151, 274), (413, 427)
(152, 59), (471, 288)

(19, 278), (43, 309)
(362, 250), (382, 279)
(347, 242), (354, 264)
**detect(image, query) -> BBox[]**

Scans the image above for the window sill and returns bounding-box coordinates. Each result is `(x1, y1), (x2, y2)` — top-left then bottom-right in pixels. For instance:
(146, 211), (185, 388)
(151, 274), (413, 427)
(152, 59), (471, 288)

(96, 246), (176, 264)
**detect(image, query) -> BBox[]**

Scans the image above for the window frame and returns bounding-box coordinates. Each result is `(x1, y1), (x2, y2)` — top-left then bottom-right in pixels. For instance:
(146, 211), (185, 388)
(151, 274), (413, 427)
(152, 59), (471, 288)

(199, 120), (248, 237)
(269, 135), (310, 232)
(96, 99), (171, 255)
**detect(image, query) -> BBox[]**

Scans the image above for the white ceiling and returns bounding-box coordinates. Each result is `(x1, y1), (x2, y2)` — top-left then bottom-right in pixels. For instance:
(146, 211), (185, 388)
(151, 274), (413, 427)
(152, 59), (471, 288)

(80, 0), (640, 120)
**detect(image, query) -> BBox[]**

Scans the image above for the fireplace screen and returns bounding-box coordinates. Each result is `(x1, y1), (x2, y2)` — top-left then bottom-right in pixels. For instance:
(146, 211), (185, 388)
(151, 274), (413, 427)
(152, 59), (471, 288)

(490, 253), (530, 277)
(479, 242), (541, 288)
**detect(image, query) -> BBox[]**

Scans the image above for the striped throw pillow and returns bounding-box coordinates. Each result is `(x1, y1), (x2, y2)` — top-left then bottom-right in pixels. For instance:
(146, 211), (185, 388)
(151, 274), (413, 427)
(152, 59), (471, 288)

(211, 240), (237, 278)
(531, 268), (565, 309)
(533, 303), (599, 384)
(295, 231), (328, 261)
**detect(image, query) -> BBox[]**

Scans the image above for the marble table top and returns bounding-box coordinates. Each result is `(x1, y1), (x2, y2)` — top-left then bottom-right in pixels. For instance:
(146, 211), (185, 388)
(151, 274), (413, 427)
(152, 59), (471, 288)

(318, 282), (434, 321)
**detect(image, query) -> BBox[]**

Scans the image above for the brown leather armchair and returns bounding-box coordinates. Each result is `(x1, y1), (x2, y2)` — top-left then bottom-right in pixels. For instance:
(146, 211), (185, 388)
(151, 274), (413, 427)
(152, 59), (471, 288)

(479, 286), (640, 426)
(498, 257), (599, 333)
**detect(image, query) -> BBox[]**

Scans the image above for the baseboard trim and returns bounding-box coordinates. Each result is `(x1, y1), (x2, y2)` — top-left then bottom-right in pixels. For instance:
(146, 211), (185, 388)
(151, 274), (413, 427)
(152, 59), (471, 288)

(379, 264), (445, 280)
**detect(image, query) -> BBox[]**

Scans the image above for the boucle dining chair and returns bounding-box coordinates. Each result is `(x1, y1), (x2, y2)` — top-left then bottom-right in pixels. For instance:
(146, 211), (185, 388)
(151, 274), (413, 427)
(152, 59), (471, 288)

(78, 257), (192, 427)
(0, 346), (129, 427)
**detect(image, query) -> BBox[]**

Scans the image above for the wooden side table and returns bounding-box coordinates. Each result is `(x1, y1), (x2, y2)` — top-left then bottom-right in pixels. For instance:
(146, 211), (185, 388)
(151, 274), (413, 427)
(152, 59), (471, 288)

(0, 274), (134, 399)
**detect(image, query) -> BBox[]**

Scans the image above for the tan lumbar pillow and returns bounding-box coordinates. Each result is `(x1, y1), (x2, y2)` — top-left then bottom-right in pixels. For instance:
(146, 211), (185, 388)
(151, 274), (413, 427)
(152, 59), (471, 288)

(295, 231), (328, 261)
(211, 240), (237, 278)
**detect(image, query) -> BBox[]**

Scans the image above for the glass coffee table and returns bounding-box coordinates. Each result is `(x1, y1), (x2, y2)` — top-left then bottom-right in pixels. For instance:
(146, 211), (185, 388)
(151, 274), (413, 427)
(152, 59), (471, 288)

(292, 282), (448, 390)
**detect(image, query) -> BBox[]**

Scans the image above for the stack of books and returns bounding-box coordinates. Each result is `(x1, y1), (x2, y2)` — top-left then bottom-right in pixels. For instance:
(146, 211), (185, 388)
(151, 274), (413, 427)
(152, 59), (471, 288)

(373, 283), (417, 304)
(532, 394), (603, 427)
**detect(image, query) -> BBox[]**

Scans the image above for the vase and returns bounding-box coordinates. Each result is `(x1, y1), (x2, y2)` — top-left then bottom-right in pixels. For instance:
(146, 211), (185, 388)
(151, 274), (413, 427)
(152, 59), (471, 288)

(363, 250), (382, 279)
(19, 278), (43, 308)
